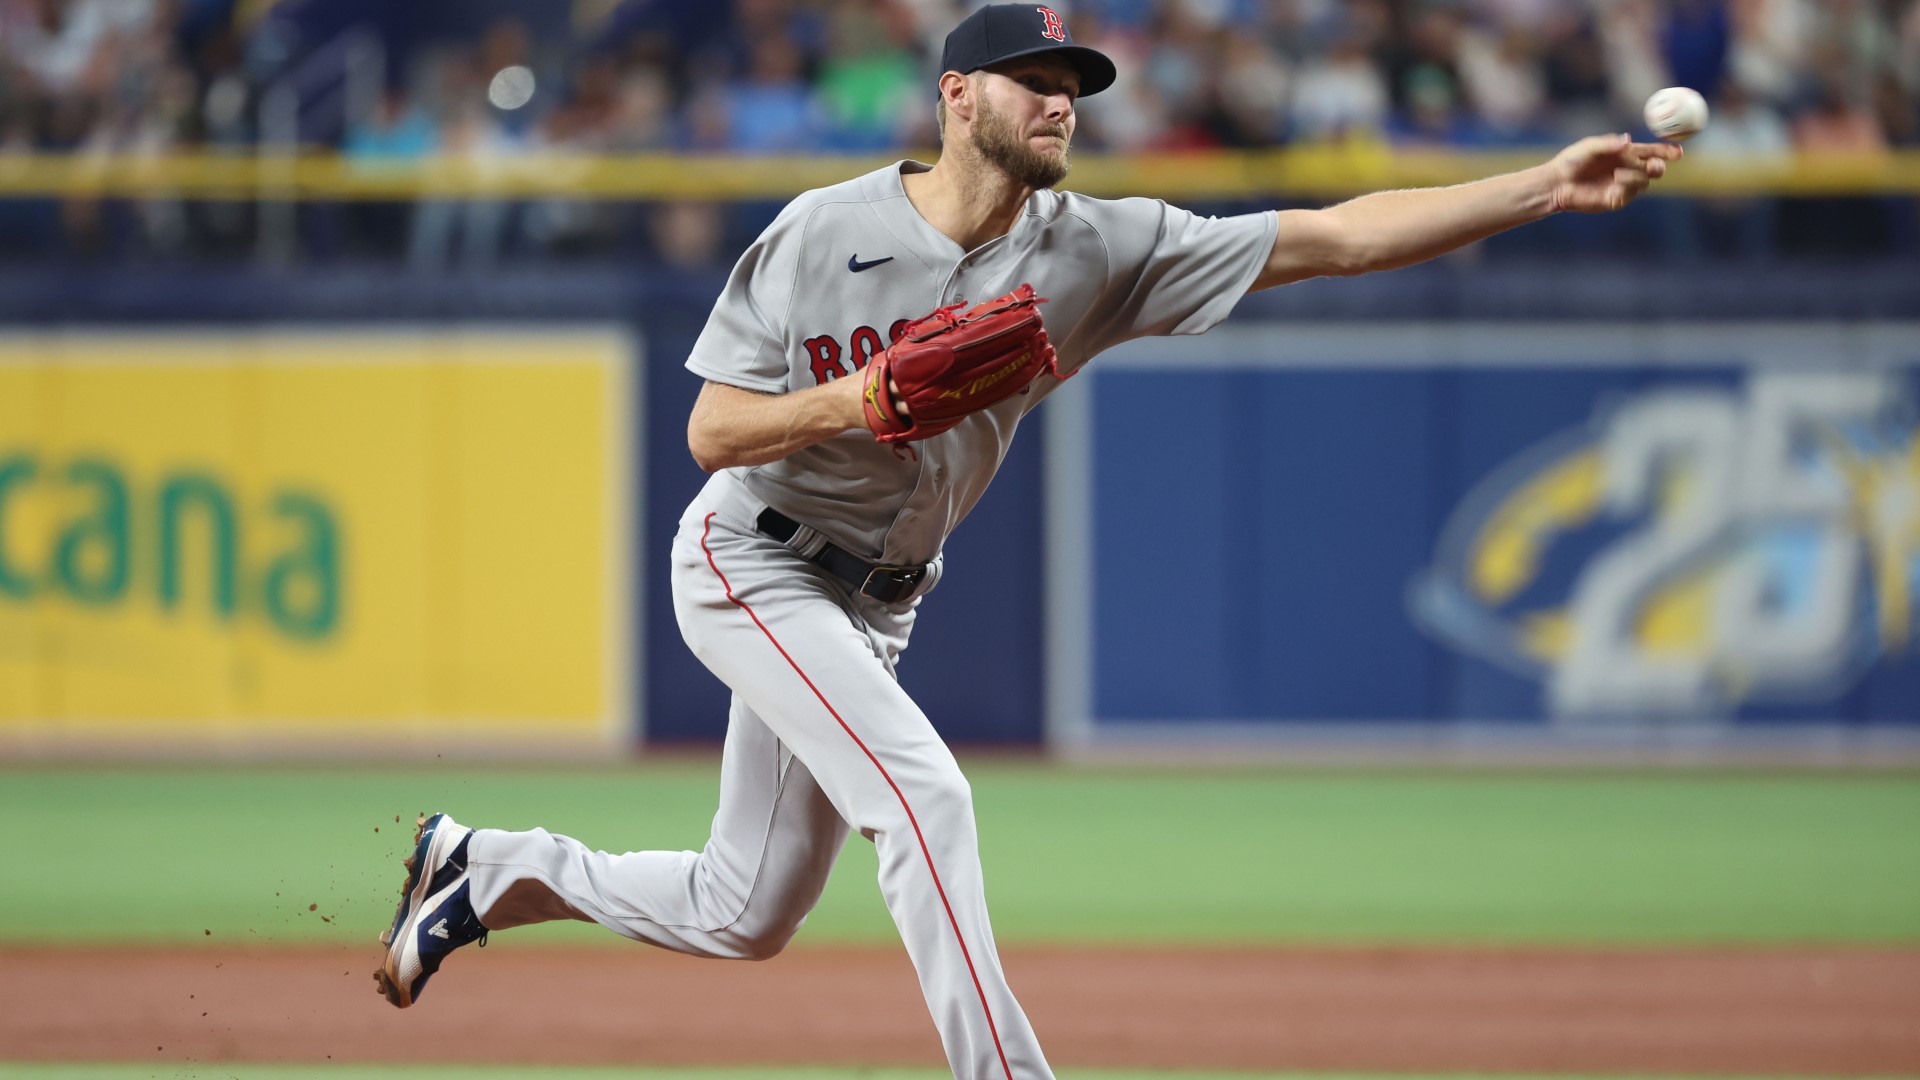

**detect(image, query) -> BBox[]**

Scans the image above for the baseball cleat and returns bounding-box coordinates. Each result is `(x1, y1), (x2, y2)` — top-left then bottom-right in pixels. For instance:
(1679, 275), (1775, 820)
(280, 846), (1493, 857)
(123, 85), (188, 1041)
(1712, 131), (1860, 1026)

(373, 812), (488, 1008)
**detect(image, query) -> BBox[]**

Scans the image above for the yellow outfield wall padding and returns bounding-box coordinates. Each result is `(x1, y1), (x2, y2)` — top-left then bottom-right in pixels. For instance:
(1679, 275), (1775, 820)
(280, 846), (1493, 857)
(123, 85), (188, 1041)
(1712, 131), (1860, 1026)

(0, 329), (632, 745)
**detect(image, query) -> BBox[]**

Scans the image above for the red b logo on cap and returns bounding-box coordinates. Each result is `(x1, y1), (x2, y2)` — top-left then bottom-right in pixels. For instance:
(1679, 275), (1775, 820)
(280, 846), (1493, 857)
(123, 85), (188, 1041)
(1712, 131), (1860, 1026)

(1036, 6), (1066, 41)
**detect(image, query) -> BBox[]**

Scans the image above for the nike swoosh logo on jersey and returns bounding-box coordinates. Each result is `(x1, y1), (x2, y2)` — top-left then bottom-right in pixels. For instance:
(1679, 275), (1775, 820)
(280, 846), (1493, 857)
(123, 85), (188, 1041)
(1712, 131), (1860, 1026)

(847, 254), (894, 272)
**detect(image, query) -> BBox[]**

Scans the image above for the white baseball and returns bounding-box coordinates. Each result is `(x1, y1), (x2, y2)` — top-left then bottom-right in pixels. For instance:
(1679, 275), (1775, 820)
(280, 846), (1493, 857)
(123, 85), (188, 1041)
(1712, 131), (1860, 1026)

(1644, 87), (1709, 142)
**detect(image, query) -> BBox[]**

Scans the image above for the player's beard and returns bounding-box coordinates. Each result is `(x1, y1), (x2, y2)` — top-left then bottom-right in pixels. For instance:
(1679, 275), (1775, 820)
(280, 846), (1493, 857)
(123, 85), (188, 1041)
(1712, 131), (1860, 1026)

(971, 94), (1070, 189)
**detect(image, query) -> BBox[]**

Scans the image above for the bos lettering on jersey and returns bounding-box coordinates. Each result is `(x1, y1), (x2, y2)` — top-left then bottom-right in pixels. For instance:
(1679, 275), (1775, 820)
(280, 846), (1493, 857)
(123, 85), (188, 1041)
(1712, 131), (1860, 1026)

(802, 320), (914, 384)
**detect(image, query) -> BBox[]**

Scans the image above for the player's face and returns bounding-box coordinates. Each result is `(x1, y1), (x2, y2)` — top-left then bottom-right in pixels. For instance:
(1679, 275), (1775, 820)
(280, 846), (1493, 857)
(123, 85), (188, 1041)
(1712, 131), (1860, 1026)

(971, 57), (1079, 189)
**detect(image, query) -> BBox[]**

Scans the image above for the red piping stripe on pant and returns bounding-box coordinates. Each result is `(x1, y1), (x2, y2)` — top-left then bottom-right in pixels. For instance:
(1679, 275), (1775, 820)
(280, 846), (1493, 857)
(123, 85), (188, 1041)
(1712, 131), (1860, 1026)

(700, 513), (1014, 1080)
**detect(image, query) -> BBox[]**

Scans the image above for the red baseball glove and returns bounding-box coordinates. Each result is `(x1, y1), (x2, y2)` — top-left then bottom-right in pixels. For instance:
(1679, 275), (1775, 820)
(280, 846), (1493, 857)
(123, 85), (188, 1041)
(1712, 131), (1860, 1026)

(861, 284), (1060, 446)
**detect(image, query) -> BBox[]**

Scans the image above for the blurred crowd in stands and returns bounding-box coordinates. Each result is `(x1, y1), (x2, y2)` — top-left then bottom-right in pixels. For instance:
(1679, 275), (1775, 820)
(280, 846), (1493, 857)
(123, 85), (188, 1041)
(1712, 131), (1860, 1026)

(1, 0), (1917, 265)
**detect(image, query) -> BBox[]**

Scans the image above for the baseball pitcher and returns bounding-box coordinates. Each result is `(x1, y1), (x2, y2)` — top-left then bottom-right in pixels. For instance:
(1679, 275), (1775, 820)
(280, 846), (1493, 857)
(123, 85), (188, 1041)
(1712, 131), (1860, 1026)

(375, 7), (1680, 1078)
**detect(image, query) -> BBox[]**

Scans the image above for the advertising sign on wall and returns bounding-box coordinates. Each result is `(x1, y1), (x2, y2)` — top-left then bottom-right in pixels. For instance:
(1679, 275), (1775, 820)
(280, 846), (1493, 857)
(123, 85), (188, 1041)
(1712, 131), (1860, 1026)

(1412, 370), (1916, 721)
(0, 328), (633, 748)
(1048, 322), (1919, 746)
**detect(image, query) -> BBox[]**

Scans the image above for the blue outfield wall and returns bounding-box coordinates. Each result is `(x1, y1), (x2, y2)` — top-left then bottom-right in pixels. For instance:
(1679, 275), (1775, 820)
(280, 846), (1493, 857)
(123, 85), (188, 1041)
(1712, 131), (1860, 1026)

(3, 260), (1916, 746)
(1081, 346), (1920, 732)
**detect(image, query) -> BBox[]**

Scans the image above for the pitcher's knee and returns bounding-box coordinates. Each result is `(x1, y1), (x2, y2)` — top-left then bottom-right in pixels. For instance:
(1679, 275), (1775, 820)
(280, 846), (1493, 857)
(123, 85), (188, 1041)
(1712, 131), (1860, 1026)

(902, 767), (975, 829)
(677, 619), (720, 668)
(719, 914), (803, 961)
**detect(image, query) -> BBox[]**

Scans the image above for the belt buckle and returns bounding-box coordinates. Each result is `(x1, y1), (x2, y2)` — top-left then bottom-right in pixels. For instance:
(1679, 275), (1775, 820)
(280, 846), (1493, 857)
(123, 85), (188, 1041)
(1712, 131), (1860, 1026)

(860, 563), (926, 604)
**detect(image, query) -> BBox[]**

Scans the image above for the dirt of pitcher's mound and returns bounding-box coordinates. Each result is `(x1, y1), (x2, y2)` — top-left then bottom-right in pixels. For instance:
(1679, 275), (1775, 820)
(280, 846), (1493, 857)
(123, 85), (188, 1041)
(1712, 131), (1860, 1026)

(3, 943), (1917, 1074)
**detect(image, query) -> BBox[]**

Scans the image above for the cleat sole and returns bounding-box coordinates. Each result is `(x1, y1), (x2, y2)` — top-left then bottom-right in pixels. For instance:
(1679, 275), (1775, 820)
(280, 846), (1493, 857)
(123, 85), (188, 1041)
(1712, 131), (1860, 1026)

(375, 813), (440, 1008)
(376, 811), (472, 1010)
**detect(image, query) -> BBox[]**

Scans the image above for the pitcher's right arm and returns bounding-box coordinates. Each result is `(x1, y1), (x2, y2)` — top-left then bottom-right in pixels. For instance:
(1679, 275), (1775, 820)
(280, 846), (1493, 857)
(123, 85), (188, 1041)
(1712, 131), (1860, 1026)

(686, 378), (871, 472)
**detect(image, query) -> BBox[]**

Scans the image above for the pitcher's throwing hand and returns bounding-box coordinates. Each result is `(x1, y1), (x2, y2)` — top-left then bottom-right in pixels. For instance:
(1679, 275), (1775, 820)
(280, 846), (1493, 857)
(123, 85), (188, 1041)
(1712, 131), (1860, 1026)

(1551, 133), (1685, 213)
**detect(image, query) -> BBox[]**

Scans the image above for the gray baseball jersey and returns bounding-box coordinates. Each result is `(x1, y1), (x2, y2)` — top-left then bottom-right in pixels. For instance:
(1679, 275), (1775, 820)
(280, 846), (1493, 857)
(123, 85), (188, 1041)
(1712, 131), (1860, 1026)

(686, 160), (1277, 563)
(462, 162), (1275, 1080)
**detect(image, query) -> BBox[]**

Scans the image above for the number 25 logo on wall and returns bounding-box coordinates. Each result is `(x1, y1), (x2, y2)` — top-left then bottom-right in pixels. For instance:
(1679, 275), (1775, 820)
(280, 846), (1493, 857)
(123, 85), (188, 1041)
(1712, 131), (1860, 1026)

(1036, 6), (1066, 41)
(1409, 371), (1920, 722)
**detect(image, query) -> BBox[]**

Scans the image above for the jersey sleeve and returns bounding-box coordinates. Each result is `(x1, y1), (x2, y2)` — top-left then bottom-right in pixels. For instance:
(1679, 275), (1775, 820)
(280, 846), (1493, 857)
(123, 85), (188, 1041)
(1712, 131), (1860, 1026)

(684, 204), (810, 393)
(1078, 198), (1277, 353)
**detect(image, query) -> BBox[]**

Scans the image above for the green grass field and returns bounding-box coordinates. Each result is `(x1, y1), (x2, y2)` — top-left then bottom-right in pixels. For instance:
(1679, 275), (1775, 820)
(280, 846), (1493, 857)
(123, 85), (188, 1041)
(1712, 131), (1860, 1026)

(3, 762), (1916, 946)
(4, 763), (1916, 1080)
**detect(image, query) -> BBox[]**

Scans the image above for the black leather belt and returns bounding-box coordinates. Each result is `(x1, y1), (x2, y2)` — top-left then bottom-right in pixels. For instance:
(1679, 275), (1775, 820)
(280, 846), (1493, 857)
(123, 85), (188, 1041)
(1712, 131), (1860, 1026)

(756, 508), (929, 604)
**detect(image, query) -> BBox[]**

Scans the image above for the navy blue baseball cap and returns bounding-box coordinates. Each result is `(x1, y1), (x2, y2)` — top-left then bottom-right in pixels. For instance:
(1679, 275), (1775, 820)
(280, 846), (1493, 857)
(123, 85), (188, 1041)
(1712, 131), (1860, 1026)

(939, 4), (1117, 97)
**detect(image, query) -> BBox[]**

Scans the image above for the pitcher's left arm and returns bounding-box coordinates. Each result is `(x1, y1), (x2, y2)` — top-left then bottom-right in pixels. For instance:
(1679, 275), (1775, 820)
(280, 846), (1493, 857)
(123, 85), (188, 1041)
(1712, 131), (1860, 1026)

(1253, 135), (1683, 291)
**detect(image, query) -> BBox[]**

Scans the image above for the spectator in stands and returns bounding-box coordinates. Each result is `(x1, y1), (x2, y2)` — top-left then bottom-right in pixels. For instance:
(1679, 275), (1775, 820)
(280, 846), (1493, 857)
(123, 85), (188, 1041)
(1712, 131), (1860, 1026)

(1875, 68), (1916, 148)
(5, 0), (1919, 265)
(1695, 76), (1793, 158)
(1211, 33), (1291, 147)
(410, 50), (520, 271)
(525, 55), (626, 254)
(1786, 63), (1894, 255)
(649, 199), (725, 268)
(1455, 16), (1550, 140)
(1598, 0), (1670, 134)
(1, 0), (149, 106)
(815, 0), (921, 150)
(1662, 0), (1731, 103)
(538, 53), (623, 151)
(1539, 8), (1614, 138)
(345, 85), (439, 163)
(610, 65), (675, 150)
(1686, 77), (1791, 258)
(721, 34), (820, 152)
(1388, 63), (1475, 147)
(82, 40), (198, 258)
(1069, 10), (1167, 153)
(1725, 0), (1809, 108)
(341, 87), (437, 259)
(1792, 68), (1890, 154)
(1136, 0), (1218, 149)
(1288, 29), (1391, 143)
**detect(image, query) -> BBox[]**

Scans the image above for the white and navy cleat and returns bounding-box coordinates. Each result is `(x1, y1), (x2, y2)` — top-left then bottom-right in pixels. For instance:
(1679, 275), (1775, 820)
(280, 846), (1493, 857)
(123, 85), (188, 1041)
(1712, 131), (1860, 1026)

(374, 812), (488, 1008)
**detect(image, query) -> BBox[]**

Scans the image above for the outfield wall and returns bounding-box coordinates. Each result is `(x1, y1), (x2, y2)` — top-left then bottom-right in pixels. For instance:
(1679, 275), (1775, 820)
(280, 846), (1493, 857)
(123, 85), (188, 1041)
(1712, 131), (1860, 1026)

(0, 328), (633, 750)
(1048, 323), (1920, 756)
(0, 262), (1914, 755)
